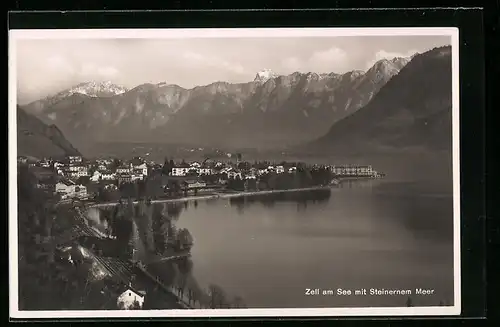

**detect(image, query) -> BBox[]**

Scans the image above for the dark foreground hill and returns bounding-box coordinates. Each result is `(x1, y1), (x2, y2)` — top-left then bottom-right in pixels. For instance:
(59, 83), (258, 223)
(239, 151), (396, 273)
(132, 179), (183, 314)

(17, 106), (81, 159)
(299, 46), (453, 183)
(309, 45), (453, 155)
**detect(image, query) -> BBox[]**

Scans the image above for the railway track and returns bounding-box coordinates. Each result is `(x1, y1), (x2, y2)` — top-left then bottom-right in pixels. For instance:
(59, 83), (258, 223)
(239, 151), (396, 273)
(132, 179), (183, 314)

(58, 205), (189, 308)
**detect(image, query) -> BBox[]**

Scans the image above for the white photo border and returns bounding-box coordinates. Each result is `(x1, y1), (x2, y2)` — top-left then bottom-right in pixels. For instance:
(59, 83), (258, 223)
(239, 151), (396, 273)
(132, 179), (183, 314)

(8, 27), (461, 319)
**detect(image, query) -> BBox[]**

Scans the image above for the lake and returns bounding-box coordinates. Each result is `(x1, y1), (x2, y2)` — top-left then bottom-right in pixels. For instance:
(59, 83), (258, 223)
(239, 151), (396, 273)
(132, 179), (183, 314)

(169, 179), (455, 308)
(89, 178), (455, 308)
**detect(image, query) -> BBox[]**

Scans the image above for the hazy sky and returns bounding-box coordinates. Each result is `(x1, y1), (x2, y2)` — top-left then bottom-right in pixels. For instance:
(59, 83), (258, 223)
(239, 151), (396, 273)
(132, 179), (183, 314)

(15, 35), (450, 104)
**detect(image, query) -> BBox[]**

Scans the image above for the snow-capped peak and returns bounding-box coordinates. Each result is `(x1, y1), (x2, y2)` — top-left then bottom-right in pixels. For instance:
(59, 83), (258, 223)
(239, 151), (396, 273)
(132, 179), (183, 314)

(65, 81), (129, 97)
(254, 69), (277, 83)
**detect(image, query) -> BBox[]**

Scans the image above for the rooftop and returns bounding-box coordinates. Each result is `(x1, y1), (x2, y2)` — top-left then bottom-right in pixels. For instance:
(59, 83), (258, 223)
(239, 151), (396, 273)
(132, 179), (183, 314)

(58, 179), (75, 186)
(130, 158), (144, 166)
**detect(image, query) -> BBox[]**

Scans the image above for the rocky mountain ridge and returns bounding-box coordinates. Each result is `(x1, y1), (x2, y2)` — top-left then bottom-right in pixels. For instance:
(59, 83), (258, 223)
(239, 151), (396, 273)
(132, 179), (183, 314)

(21, 56), (412, 151)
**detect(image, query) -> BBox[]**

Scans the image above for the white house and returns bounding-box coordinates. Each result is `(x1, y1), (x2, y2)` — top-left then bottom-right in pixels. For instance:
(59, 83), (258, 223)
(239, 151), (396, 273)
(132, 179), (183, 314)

(199, 167), (212, 175)
(132, 163), (148, 176)
(104, 184), (118, 191)
(116, 166), (132, 174)
(257, 168), (268, 176)
(133, 167), (147, 178)
(185, 180), (207, 189)
(220, 167), (232, 174)
(90, 171), (102, 182)
(227, 170), (243, 180)
(171, 164), (191, 177)
(117, 286), (146, 310)
(67, 165), (88, 178)
(101, 172), (116, 181)
(17, 156), (28, 164)
(53, 162), (65, 175)
(55, 181), (87, 200)
(74, 185), (87, 200)
(190, 162), (201, 169)
(40, 159), (52, 168)
(171, 167), (186, 176)
(131, 174), (144, 182)
(90, 170), (116, 182)
(97, 164), (108, 172)
(68, 156), (82, 164)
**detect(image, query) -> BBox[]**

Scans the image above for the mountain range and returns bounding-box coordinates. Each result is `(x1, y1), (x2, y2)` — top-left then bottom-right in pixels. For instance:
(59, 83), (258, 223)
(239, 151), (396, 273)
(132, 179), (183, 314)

(20, 56), (412, 152)
(307, 45), (452, 155)
(17, 106), (81, 159)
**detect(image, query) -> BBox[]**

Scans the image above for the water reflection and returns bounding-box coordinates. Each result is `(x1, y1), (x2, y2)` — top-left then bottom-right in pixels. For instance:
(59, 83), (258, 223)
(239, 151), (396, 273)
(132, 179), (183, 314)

(370, 182), (454, 243)
(228, 189), (332, 214)
(171, 180), (454, 308)
(88, 180), (454, 308)
(338, 178), (375, 190)
(91, 199), (243, 308)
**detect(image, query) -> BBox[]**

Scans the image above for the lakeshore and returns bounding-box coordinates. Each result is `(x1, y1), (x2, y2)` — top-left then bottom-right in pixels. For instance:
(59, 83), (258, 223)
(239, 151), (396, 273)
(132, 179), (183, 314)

(87, 184), (342, 209)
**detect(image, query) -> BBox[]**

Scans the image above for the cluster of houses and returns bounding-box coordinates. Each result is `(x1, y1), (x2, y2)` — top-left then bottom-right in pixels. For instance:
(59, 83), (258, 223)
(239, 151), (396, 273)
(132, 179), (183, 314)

(54, 179), (88, 200)
(19, 154), (383, 201)
(24, 155), (150, 184)
(19, 155), (151, 201)
(170, 162), (381, 179)
(171, 161), (292, 179)
(330, 165), (382, 177)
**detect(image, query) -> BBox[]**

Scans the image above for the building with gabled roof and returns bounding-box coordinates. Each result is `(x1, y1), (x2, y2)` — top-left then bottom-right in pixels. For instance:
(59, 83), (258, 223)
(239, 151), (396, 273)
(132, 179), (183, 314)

(115, 281), (147, 310)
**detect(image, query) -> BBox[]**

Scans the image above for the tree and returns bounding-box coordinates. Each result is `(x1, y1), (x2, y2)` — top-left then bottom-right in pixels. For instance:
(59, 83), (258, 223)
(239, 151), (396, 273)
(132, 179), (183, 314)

(208, 284), (219, 308)
(233, 296), (246, 308)
(162, 157), (172, 176)
(208, 284), (226, 309)
(191, 289), (200, 308)
(187, 288), (194, 306)
(130, 300), (142, 310)
(227, 176), (245, 191)
(177, 273), (187, 299)
(137, 180), (147, 198)
(111, 158), (121, 171)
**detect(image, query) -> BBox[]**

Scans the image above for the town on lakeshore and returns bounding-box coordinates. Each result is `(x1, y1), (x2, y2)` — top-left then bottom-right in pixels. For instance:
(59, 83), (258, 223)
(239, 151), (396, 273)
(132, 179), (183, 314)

(19, 154), (385, 203)
(17, 153), (385, 310)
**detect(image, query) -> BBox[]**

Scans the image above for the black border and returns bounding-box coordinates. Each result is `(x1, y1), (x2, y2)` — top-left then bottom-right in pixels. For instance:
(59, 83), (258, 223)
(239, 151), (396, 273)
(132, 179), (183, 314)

(7, 9), (486, 322)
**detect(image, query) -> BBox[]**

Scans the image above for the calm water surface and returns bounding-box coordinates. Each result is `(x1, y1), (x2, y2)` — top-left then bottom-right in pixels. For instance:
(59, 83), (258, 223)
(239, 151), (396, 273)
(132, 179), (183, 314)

(169, 179), (455, 308)
(91, 179), (455, 308)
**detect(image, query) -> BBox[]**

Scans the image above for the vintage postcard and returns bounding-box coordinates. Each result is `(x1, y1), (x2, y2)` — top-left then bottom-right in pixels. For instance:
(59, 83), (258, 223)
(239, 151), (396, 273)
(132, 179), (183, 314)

(9, 27), (460, 318)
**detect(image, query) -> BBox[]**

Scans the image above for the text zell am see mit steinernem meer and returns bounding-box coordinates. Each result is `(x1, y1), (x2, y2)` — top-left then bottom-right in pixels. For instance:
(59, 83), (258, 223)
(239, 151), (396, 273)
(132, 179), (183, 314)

(305, 288), (435, 296)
